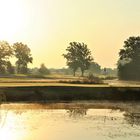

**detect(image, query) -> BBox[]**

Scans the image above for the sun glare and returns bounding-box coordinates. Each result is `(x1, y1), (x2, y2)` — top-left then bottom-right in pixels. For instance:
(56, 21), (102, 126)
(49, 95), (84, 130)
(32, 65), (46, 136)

(0, 110), (26, 140)
(0, 0), (25, 42)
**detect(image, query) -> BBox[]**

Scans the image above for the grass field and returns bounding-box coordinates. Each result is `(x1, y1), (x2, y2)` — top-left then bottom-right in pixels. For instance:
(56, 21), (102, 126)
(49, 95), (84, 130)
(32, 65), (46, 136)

(0, 75), (140, 102)
(0, 75), (139, 87)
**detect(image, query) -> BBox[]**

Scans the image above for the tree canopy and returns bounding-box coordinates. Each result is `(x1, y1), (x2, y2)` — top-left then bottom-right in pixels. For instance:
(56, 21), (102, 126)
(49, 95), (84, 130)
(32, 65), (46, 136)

(0, 41), (13, 74)
(118, 36), (140, 80)
(13, 42), (33, 74)
(63, 42), (93, 76)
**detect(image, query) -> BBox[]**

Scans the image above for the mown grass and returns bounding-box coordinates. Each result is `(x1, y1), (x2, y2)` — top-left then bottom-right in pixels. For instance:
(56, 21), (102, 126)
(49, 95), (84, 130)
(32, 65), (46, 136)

(0, 74), (82, 82)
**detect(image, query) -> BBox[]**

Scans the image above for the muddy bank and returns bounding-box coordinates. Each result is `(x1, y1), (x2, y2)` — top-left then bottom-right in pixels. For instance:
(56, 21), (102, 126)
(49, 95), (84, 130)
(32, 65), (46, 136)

(0, 86), (140, 102)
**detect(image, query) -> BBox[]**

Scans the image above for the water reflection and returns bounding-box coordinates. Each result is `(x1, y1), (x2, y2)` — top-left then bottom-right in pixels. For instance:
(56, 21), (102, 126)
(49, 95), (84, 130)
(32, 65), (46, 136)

(124, 112), (140, 126)
(67, 108), (87, 118)
(0, 102), (140, 140)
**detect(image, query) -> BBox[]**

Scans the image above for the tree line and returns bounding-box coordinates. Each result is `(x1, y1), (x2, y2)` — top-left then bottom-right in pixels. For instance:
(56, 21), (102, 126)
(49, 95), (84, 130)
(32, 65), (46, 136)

(1, 36), (140, 80)
(0, 41), (32, 74)
(63, 36), (140, 80)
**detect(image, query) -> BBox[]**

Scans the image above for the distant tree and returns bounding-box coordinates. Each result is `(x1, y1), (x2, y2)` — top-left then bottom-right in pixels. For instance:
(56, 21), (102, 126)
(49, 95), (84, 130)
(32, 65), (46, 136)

(101, 68), (117, 76)
(63, 42), (93, 76)
(38, 64), (50, 75)
(30, 67), (39, 75)
(13, 42), (33, 74)
(60, 68), (73, 75)
(89, 62), (101, 74)
(0, 41), (13, 74)
(118, 36), (140, 80)
(103, 68), (107, 75)
(6, 61), (15, 74)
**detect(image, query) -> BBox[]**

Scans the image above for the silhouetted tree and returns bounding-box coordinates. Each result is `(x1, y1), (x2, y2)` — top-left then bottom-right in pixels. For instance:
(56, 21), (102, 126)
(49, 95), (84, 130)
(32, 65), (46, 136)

(38, 63), (50, 75)
(13, 42), (33, 74)
(0, 41), (13, 74)
(63, 42), (93, 76)
(118, 36), (140, 80)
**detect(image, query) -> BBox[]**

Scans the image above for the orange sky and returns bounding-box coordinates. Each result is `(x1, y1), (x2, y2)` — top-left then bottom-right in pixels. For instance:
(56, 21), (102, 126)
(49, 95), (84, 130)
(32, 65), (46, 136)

(0, 0), (140, 68)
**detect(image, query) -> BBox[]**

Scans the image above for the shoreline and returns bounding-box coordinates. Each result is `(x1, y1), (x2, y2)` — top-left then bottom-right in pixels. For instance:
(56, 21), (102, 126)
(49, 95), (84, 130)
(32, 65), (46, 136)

(0, 84), (140, 102)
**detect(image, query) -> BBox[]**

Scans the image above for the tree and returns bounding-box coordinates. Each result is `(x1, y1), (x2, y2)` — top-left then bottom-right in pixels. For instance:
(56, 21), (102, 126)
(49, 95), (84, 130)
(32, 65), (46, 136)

(6, 61), (15, 74)
(0, 41), (13, 74)
(118, 36), (140, 80)
(63, 42), (93, 76)
(13, 42), (33, 74)
(38, 63), (50, 75)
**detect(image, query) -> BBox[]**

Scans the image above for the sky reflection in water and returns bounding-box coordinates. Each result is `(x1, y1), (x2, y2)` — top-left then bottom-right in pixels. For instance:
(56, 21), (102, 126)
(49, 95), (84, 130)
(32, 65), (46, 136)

(0, 102), (140, 140)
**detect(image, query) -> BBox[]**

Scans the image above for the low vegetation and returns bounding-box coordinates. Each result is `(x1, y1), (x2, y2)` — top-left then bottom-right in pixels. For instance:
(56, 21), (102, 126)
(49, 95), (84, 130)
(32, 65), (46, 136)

(100, 76), (117, 80)
(59, 74), (104, 84)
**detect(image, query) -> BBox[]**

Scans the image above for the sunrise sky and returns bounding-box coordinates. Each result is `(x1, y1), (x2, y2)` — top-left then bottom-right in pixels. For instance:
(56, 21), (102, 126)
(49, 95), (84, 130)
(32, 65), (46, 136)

(0, 0), (140, 68)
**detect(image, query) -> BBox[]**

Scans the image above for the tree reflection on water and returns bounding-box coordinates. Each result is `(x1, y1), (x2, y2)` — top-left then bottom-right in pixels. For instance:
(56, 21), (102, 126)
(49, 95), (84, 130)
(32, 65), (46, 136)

(124, 112), (140, 126)
(0, 102), (140, 140)
(67, 108), (87, 118)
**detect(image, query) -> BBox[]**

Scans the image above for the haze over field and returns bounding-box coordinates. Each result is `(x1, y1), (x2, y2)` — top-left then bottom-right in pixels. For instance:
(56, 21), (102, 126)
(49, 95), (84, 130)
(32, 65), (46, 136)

(0, 0), (140, 68)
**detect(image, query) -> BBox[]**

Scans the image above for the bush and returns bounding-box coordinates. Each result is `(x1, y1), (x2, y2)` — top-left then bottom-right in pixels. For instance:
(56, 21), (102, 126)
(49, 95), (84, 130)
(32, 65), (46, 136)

(101, 76), (117, 80)
(38, 64), (50, 75)
(84, 74), (103, 84)
(59, 74), (103, 84)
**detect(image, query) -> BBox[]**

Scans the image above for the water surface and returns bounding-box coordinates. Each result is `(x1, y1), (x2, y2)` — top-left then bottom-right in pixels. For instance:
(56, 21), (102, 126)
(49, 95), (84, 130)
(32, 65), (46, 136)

(0, 102), (140, 140)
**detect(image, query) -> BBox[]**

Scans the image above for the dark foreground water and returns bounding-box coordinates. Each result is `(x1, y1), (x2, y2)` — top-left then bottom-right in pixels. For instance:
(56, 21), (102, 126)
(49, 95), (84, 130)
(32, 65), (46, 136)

(0, 102), (140, 140)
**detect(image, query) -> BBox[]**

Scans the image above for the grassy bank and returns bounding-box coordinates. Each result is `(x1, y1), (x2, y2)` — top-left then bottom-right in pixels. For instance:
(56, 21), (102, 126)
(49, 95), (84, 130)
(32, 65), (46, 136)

(0, 85), (140, 102)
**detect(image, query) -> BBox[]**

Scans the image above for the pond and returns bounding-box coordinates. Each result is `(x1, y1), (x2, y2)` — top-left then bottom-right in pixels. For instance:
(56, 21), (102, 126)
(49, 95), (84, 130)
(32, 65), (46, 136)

(0, 101), (140, 140)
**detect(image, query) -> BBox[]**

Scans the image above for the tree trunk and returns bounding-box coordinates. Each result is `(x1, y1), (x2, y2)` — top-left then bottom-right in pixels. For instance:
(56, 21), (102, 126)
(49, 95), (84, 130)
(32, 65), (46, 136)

(73, 70), (76, 76)
(81, 70), (84, 77)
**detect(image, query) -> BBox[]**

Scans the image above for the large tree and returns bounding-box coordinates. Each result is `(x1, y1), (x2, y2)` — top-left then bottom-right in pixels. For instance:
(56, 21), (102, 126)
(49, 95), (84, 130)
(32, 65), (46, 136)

(63, 42), (93, 76)
(118, 36), (140, 80)
(13, 42), (33, 74)
(0, 41), (13, 74)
